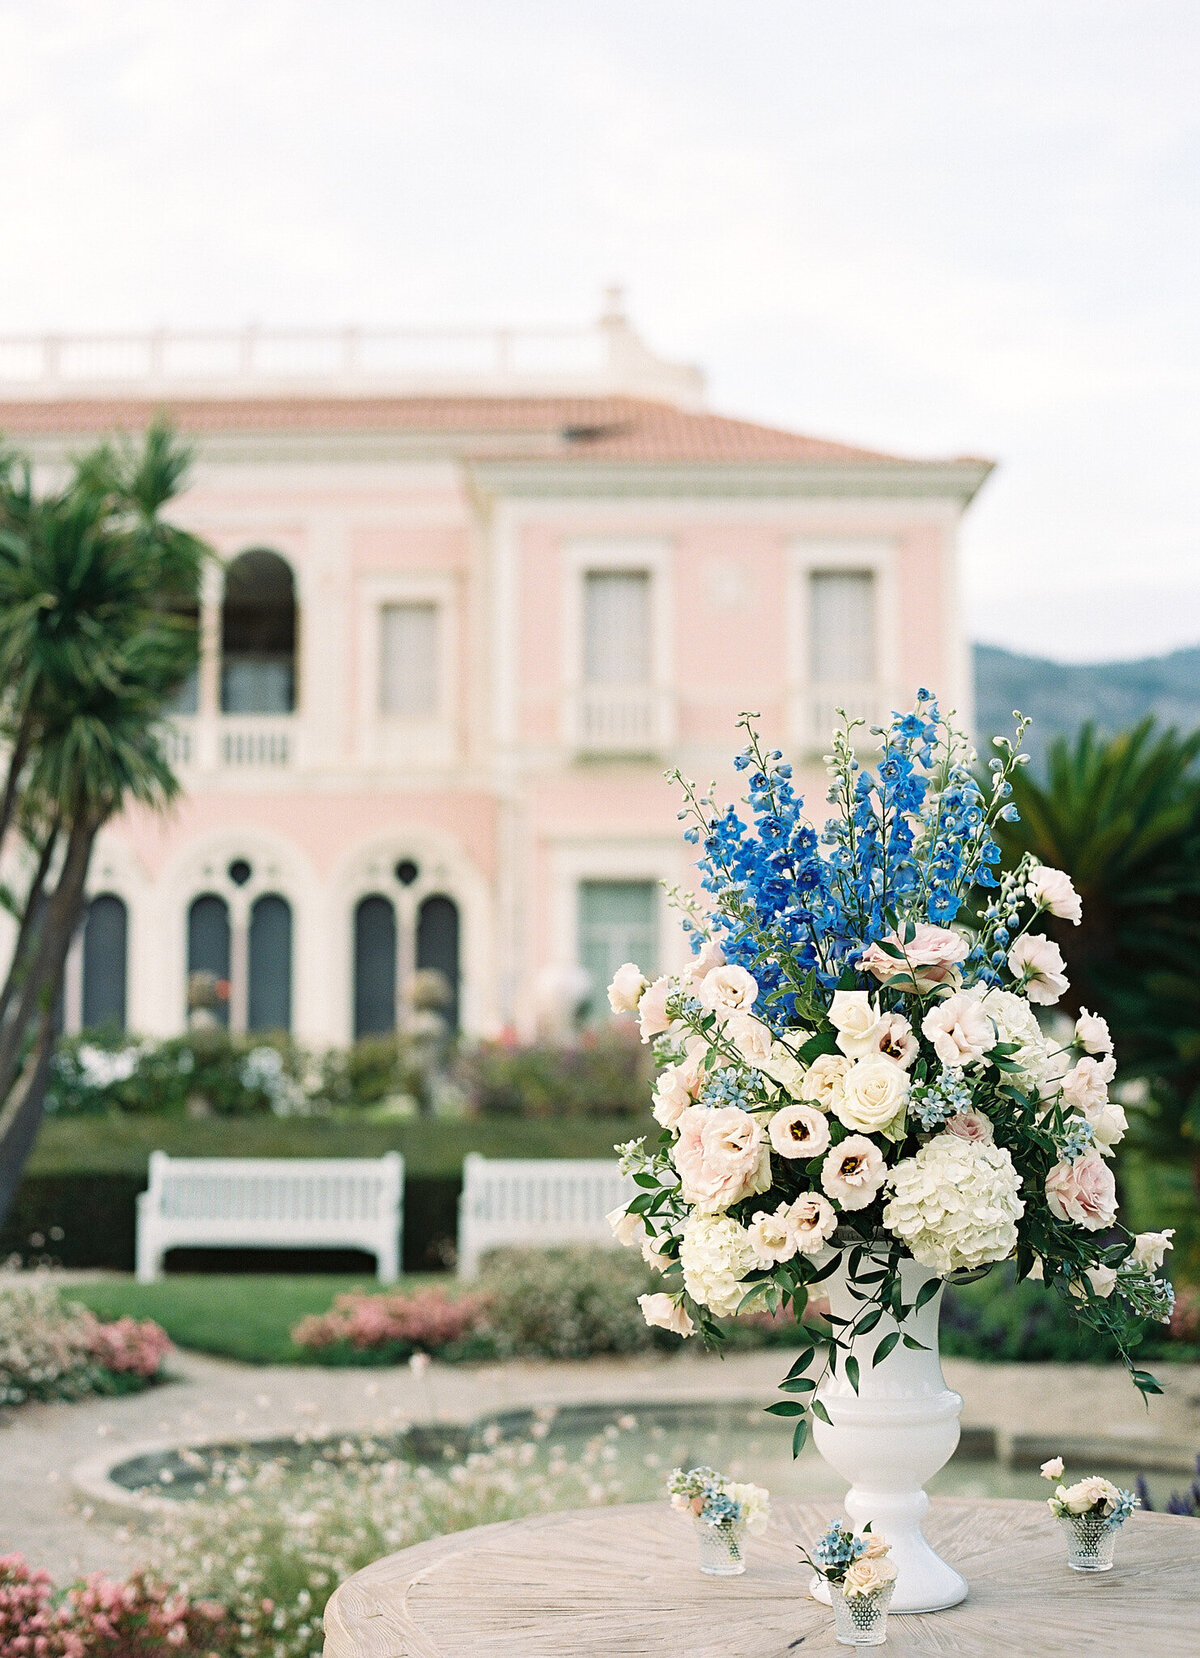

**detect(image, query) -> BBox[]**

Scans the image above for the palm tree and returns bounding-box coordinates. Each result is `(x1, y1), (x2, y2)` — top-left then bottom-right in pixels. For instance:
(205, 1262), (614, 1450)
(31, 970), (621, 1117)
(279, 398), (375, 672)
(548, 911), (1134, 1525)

(0, 423), (207, 1224)
(994, 718), (1200, 1179)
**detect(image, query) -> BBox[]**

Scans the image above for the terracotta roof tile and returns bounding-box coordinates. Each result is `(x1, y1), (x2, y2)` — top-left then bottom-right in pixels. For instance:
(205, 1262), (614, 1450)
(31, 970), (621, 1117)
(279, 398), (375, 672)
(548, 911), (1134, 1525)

(0, 392), (964, 467)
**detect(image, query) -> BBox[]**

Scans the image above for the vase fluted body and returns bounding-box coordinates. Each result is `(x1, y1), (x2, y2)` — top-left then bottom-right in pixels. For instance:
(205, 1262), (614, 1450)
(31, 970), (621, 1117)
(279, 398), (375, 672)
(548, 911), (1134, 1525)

(810, 1250), (967, 1614)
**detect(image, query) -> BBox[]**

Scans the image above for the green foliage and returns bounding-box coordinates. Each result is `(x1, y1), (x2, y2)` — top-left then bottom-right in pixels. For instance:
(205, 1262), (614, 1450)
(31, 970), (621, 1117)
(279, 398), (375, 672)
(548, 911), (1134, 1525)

(456, 1025), (654, 1118)
(996, 719), (1200, 1169)
(941, 1264), (1193, 1364)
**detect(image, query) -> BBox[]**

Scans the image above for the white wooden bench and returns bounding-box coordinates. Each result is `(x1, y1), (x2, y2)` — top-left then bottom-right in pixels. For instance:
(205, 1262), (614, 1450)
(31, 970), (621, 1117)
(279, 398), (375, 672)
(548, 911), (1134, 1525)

(135, 1151), (404, 1283)
(456, 1154), (632, 1278)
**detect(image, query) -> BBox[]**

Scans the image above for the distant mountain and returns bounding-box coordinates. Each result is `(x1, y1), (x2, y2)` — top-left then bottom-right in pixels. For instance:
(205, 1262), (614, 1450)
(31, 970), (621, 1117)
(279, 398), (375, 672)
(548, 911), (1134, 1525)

(974, 644), (1200, 762)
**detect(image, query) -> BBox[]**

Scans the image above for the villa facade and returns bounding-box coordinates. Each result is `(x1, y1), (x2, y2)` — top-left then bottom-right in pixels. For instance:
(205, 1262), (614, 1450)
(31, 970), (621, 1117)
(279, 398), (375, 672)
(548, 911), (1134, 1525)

(0, 302), (990, 1045)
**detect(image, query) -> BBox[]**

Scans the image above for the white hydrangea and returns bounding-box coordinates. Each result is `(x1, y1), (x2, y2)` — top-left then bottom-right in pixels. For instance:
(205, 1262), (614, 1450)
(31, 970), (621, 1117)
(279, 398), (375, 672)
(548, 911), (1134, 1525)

(678, 1214), (757, 1317)
(883, 1133), (1025, 1275)
(974, 987), (1056, 1090)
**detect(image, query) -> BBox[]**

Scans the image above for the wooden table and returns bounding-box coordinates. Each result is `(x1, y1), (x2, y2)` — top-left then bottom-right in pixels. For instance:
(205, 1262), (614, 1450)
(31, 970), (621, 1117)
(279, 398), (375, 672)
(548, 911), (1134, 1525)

(323, 1497), (1200, 1658)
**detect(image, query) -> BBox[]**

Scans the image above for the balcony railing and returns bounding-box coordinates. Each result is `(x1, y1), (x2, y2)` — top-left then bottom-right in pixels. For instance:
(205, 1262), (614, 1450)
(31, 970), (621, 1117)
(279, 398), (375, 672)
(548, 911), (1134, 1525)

(570, 686), (673, 756)
(802, 683), (886, 750)
(158, 716), (295, 771)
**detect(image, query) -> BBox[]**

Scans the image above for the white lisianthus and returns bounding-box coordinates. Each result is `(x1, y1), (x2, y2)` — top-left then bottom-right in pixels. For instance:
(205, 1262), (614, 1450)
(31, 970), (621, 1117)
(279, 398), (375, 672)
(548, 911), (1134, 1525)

(828, 990), (884, 1058)
(1131, 1229), (1175, 1271)
(787, 1192), (838, 1254)
(883, 1135), (1025, 1274)
(874, 1011), (918, 1068)
(686, 938), (726, 982)
(835, 1054), (910, 1135)
(768, 1102), (832, 1160)
(1040, 1457), (1065, 1481)
(820, 1134), (887, 1211)
(1074, 1008), (1113, 1055)
(607, 1206), (644, 1248)
(678, 1214), (757, 1317)
(1058, 1476), (1122, 1516)
(698, 964), (759, 1020)
(799, 1052), (851, 1112)
(637, 1293), (695, 1337)
(921, 992), (995, 1069)
(1085, 1265), (1118, 1299)
(726, 1014), (810, 1098)
(1007, 934), (1069, 1006)
(607, 961), (648, 1014)
(652, 1051), (704, 1130)
(727, 1481), (771, 1535)
(637, 976), (674, 1041)
(1027, 865), (1082, 924)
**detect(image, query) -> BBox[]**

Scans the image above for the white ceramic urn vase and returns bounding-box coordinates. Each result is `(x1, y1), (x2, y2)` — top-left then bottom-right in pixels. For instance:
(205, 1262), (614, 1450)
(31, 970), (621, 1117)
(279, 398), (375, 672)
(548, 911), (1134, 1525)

(810, 1250), (967, 1614)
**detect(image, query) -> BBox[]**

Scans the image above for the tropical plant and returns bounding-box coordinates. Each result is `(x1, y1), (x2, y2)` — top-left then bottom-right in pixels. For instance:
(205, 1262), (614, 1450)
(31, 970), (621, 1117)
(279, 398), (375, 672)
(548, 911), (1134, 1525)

(0, 423), (206, 1224)
(993, 719), (1200, 1180)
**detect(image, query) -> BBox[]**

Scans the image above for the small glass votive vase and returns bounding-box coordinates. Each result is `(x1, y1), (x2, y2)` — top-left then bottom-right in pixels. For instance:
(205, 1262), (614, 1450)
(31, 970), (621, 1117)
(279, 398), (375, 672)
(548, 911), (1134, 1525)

(1059, 1513), (1119, 1572)
(693, 1516), (747, 1575)
(829, 1581), (895, 1647)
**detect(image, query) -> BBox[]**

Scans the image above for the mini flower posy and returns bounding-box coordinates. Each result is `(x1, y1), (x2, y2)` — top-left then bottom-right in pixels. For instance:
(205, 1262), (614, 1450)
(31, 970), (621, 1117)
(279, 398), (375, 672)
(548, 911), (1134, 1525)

(606, 696), (1173, 1455)
(1041, 1456), (1139, 1572)
(668, 1465), (769, 1575)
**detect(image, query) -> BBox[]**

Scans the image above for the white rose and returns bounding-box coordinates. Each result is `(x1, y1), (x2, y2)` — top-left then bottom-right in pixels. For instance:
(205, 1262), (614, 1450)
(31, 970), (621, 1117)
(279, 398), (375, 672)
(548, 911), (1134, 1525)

(1060, 1054), (1116, 1112)
(698, 964), (759, 1020)
(607, 961), (648, 1015)
(1007, 934), (1069, 1005)
(637, 1293), (695, 1337)
(1027, 865), (1082, 924)
(1131, 1229), (1175, 1271)
(747, 1204), (800, 1265)
(1074, 1008), (1113, 1055)
(828, 990), (885, 1059)
(799, 1052), (851, 1112)
(1084, 1096), (1127, 1154)
(835, 1055), (910, 1134)
(921, 992), (994, 1069)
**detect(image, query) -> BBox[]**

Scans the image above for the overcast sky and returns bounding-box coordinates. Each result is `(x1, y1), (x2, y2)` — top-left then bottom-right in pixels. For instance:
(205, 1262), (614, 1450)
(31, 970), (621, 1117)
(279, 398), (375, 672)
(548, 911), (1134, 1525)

(2, 1), (1198, 661)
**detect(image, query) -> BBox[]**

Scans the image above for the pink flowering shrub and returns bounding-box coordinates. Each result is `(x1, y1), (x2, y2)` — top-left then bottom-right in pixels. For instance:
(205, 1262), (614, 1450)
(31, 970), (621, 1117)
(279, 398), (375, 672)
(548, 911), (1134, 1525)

(0, 1558), (231, 1657)
(81, 1315), (173, 1380)
(0, 1280), (170, 1406)
(291, 1286), (488, 1359)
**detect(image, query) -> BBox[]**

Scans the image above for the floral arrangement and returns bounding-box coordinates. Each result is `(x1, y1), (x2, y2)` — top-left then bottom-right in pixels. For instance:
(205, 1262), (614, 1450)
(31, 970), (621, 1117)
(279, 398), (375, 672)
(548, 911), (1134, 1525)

(799, 1520), (897, 1598)
(666, 1465), (770, 1533)
(1040, 1456), (1138, 1526)
(606, 698), (1174, 1451)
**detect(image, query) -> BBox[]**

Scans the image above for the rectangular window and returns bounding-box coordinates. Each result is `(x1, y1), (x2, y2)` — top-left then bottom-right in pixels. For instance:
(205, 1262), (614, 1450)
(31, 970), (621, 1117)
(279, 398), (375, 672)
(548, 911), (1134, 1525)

(578, 879), (658, 1020)
(379, 602), (438, 716)
(809, 570), (877, 685)
(583, 571), (652, 685)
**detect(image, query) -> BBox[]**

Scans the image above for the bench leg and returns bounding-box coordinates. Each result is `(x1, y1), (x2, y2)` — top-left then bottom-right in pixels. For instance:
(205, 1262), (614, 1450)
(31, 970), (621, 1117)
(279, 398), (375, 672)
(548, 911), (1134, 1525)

(135, 1231), (161, 1284)
(377, 1238), (400, 1284)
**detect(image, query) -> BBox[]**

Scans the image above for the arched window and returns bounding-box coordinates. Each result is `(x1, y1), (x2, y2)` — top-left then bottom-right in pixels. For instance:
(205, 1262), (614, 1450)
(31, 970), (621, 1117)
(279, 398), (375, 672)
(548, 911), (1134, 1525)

(353, 895), (397, 1038)
(187, 894), (231, 1028)
(417, 894), (460, 1033)
(248, 894), (292, 1033)
(81, 894), (128, 1031)
(221, 550), (297, 714)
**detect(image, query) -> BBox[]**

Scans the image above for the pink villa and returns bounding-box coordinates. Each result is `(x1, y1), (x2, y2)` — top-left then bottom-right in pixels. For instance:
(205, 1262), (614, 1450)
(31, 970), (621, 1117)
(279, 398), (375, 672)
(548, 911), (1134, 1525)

(0, 300), (990, 1047)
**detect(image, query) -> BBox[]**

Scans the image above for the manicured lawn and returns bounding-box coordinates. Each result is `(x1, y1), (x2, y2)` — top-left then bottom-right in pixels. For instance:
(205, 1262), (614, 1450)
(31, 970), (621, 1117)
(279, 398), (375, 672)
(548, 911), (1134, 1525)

(29, 1112), (653, 1179)
(68, 1273), (443, 1364)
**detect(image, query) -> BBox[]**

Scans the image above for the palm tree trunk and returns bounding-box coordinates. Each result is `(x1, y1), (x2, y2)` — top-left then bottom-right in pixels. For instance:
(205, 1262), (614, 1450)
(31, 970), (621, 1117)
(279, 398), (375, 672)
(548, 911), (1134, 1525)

(0, 1008), (57, 1228)
(0, 821), (60, 1033)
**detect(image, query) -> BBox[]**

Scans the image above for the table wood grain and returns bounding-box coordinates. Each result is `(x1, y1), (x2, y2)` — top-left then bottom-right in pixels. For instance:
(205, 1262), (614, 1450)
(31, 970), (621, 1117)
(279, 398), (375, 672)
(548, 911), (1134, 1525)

(322, 1497), (1200, 1658)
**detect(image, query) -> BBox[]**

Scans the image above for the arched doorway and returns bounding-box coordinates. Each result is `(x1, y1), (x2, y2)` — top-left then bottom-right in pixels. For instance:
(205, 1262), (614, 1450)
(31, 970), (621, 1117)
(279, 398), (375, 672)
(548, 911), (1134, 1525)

(353, 895), (397, 1038)
(187, 893), (231, 1028)
(248, 894), (292, 1033)
(221, 549), (297, 714)
(81, 894), (128, 1032)
(416, 894), (460, 1033)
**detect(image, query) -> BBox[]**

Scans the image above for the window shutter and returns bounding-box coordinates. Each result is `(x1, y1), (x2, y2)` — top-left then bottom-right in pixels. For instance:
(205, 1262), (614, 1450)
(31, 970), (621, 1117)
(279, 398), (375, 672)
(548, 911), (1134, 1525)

(380, 603), (439, 716)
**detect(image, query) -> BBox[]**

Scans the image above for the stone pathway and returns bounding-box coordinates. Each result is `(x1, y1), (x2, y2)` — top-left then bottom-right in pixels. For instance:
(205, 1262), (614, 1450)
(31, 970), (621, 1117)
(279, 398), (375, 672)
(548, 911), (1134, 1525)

(4, 1346), (1198, 1582)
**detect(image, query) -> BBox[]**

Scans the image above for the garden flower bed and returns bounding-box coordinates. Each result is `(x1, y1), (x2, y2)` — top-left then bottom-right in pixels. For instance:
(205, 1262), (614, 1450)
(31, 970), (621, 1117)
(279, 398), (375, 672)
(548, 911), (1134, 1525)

(0, 1278), (171, 1407)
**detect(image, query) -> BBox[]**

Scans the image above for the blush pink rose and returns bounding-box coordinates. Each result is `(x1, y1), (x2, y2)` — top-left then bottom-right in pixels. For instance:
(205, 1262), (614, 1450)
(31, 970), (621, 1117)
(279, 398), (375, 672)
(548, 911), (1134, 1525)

(859, 924), (969, 992)
(921, 992), (994, 1068)
(672, 1105), (772, 1212)
(942, 1107), (994, 1144)
(1045, 1151), (1118, 1231)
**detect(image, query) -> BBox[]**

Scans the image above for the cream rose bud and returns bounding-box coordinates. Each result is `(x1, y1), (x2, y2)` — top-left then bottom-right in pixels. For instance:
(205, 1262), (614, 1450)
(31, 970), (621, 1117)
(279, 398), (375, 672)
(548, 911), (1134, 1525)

(828, 990), (883, 1058)
(768, 1102), (832, 1160)
(607, 961), (648, 1015)
(747, 1204), (800, 1265)
(1040, 1457), (1065, 1481)
(1027, 864), (1082, 924)
(921, 992), (994, 1069)
(874, 1012), (918, 1068)
(637, 1293), (695, 1337)
(1131, 1229), (1175, 1271)
(699, 964), (759, 1019)
(1060, 1054), (1116, 1112)
(637, 976), (674, 1042)
(821, 1134), (887, 1211)
(799, 1052), (851, 1112)
(1007, 934), (1069, 1005)
(1074, 1008), (1113, 1055)
(835, 1055), (910, 1134)
(1045, 1150), (1118, 1231)
(862, 1535), (891, 1560)
(1084, 1097), (1127, 1153)
(607, 1206), (644, 1248)
(787, 1192), (838, 1254)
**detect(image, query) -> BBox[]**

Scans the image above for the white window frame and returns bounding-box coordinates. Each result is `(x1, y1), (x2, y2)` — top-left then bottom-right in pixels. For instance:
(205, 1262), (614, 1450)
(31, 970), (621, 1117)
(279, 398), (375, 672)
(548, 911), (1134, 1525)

(789, 539), (899, 750)
(549, 838), (689, 994)
(562, 537), (674, 753)
(356, 571), (457, 767)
